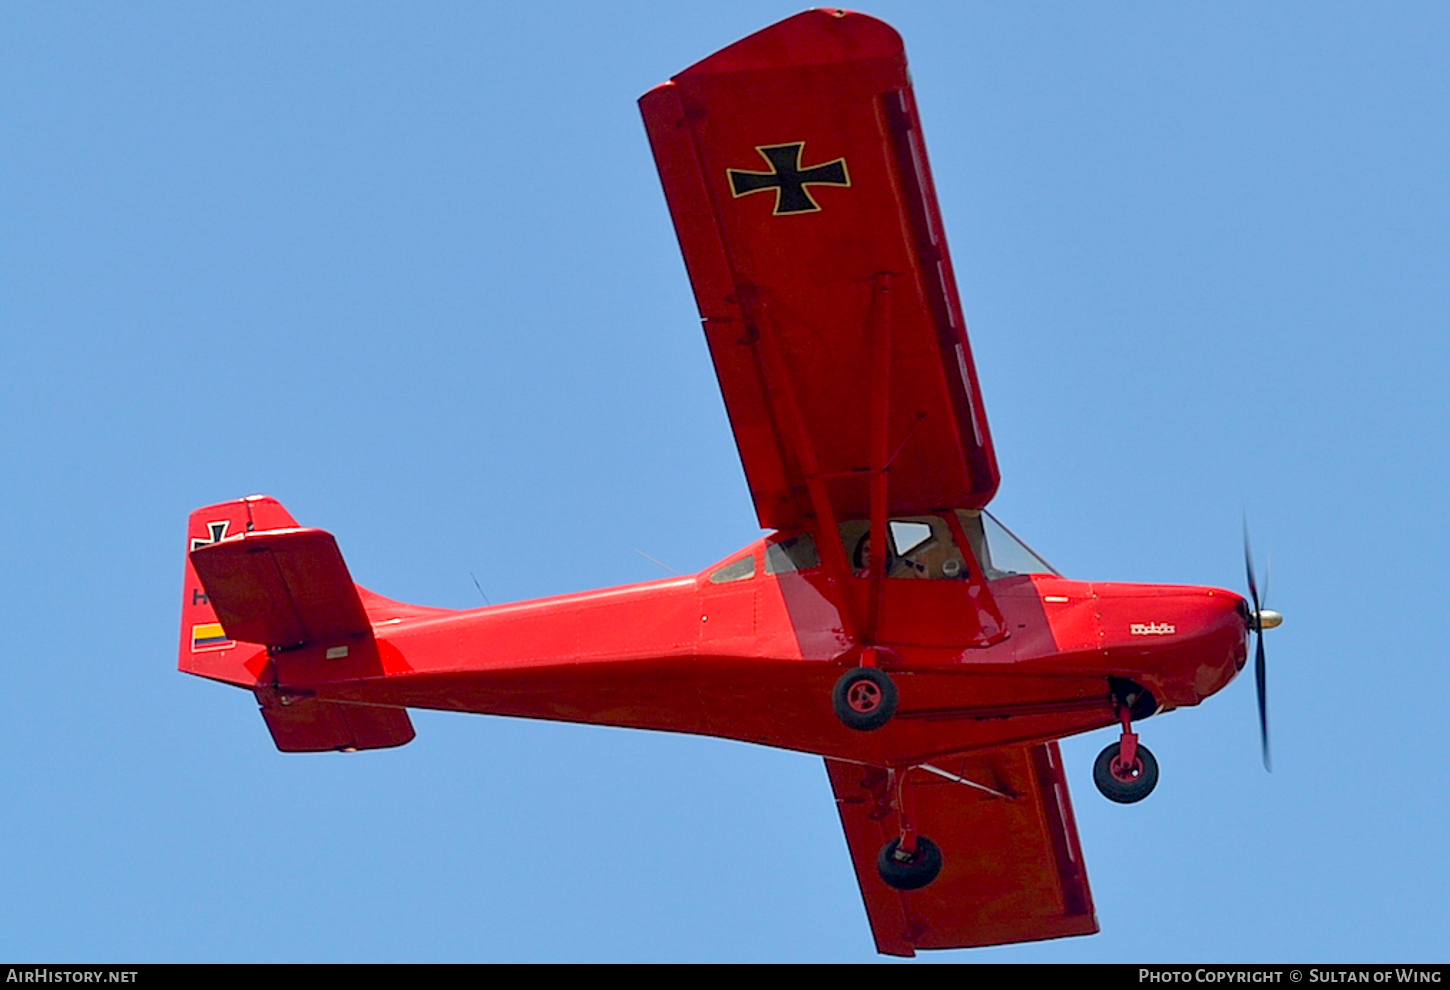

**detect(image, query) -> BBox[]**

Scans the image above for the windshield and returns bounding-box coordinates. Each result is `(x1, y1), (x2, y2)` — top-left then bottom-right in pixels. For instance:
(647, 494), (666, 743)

(958, 510), (1061, 579)
(829, 510), (1059, 582)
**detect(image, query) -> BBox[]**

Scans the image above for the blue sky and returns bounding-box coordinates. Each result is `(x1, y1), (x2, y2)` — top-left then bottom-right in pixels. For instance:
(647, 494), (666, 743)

(2, 1), (1447, 962)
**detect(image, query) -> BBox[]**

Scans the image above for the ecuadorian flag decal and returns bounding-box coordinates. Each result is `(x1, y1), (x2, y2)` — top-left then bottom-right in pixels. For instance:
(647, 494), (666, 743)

(191, 622), (233, 652)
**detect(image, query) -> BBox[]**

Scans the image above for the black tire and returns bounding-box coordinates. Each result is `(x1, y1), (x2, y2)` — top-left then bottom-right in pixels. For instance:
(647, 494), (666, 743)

(877, 836), (943, 891)
(1093, 741), (1159, 803)
(832, 667), (898, 731)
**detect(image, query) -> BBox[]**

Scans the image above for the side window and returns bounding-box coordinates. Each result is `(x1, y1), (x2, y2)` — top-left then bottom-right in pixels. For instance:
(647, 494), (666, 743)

(889, 520), (933, 555)
(840, 516), (973, 580)
(708, 555), (756, 584)
(892, 515), (969, 579)
(765, 533), (820, 574)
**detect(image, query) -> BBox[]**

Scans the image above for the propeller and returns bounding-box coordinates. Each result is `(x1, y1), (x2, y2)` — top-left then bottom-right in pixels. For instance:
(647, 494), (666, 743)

(1243, 524), (1282, 771)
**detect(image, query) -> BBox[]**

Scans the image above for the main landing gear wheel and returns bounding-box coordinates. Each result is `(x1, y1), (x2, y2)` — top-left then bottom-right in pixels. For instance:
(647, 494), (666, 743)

(876, 836), (943, 891)
(1093, 741), (1159, 803)
(832, 667), (898, 731)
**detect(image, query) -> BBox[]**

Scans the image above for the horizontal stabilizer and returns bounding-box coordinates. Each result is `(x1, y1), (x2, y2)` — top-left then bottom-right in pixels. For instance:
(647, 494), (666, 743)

(256, 687), (415, 753)
(191, 527), (370, 649)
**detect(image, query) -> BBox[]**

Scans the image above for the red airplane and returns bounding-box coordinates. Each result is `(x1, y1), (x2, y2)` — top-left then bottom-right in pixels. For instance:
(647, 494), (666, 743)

(177, 10), (1281, 957)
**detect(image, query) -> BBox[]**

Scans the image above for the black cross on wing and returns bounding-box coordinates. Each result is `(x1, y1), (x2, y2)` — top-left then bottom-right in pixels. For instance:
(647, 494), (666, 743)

(728, 142), (850, 215)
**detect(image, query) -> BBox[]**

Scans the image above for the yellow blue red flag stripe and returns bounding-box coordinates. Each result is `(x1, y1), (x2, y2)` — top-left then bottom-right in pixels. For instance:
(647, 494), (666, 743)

(191, 622), (232, 652)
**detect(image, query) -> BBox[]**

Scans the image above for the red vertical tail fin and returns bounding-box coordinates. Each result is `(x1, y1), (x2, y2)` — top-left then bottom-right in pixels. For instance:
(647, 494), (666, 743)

(179, 495), (297, 687)
(179, 495), (416, 752)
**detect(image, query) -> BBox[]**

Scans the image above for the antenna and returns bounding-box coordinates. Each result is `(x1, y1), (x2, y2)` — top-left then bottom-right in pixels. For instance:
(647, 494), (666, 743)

(634, 550), (681, 576)
(470, 572), (491, 606)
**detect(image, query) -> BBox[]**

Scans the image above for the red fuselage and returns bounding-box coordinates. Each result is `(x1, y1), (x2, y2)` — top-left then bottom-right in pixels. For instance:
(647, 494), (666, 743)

(249, 539), (1247, 769)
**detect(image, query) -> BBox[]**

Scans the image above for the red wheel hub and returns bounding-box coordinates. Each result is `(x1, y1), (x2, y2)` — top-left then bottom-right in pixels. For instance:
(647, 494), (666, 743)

(1109, 755), (1143, 782)
(847, 681), (882, 713)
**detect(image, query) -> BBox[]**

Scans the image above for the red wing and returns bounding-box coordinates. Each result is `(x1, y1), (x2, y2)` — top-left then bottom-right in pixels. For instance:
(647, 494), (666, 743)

(826, 743), (1097, 956)
(640, 10), (998, 534)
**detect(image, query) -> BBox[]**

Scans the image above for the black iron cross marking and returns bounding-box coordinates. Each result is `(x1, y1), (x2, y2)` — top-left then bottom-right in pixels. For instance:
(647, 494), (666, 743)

(191, 520), (229, 551)
(728, 143), (850, 215)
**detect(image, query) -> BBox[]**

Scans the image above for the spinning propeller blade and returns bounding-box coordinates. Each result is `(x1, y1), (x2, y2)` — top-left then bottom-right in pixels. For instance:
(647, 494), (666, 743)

(1243, 524), (1278, 772)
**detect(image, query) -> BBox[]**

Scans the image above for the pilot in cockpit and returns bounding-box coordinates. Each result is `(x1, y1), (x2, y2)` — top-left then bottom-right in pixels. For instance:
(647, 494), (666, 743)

(849, 516), (972, 580)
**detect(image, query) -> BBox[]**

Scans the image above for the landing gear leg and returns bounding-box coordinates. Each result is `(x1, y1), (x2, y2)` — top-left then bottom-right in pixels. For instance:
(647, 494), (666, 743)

(1093, 704), (1159, 804)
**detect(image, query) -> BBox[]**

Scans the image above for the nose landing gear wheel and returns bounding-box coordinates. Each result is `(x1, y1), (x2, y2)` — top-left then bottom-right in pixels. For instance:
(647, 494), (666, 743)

(876, 836), (943, 891)
(832, 667), (898, 731)
(1093, 741), (1159, 803)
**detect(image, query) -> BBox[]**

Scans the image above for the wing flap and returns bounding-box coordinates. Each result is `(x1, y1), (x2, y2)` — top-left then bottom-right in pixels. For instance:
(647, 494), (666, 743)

(826, 743), (1097, 956)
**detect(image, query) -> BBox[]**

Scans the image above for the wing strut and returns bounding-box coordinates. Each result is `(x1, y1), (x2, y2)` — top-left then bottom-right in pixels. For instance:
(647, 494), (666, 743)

(744, 289), (863, 640)
(865, 272), (894, 645)
(746, 273), (900, 651)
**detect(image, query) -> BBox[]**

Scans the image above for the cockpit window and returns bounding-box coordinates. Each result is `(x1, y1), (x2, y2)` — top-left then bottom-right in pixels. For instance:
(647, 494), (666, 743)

(889, 520), (933, 556)
(765, 533), (820, 574)
(828, 511), (1059, 581)
(839, 515), (973, 580)
(709, 555), (756, 584)
(957, 509), (1061, 579)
